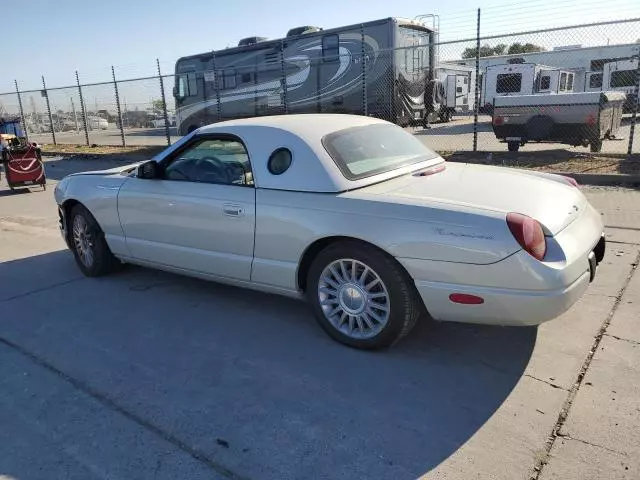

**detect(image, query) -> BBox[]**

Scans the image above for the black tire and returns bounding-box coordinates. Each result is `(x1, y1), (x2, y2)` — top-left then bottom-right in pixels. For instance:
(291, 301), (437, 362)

(69, 204), (119, 277)
(507, 141), (520, 152)
(590, 138), (603, 153)
(306, 241), (422, 350)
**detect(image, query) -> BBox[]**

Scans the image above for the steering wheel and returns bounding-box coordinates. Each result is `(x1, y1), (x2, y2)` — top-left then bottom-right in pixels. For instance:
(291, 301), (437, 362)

(195, 156), (234, 184)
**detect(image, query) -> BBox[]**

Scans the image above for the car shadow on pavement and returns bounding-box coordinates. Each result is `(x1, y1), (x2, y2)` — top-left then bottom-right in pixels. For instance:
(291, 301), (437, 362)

(0, 251), (538, 480)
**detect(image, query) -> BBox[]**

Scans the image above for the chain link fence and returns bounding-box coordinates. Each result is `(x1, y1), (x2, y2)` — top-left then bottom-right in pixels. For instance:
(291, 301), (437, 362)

(2, 17), (639, 157)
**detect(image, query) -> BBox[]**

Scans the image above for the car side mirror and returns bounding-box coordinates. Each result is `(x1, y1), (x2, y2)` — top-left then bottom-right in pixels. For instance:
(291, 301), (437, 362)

(137, 160), (160, 179)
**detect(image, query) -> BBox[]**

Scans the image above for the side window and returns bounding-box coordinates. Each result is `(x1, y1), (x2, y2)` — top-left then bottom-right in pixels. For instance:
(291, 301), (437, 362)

(540, 76), (551, 90)
(322, 34), (339, 62)
(267, 148), (293, 175)
(240, 71), (254, 84)
(177, 73), (197, 97)
(589, 73), (603, 89)
(567, 73), (574, 91)
(164, 137), (253, 186)
(223, 69), (237, 89)
(559, 72), (568, 91)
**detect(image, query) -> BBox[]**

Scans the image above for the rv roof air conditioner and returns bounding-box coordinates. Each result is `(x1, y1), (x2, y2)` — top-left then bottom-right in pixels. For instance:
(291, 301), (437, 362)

(238, 36), (269, 47)
(286, 26), (323, 37)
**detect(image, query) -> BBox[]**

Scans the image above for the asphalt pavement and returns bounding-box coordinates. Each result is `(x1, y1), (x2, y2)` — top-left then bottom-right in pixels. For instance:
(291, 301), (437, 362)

(0, 160), (639, 479)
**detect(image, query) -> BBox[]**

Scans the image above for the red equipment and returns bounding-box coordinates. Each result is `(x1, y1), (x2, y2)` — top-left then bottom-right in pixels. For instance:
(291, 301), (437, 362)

(1, 141), (46, 192)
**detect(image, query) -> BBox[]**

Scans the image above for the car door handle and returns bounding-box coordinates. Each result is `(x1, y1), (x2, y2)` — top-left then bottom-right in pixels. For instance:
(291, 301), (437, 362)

(222, 203), (244, 217)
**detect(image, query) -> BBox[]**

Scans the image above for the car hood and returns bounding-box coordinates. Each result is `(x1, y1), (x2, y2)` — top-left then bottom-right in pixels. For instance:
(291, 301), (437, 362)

(353, 162), (586, 235)
(69, 162), (142, 177)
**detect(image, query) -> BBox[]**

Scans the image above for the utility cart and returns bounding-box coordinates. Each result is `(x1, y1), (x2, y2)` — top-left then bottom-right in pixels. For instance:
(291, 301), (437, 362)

(0, 118), (46, 191)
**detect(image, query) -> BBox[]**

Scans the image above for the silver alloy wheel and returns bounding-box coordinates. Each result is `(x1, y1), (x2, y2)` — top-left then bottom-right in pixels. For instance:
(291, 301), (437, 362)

(318, 258), (390, 339)
(72, 214), (95, 268)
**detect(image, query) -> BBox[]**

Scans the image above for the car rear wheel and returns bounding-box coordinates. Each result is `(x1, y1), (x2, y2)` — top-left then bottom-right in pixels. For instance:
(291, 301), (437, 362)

(70, 204), (119, 277)
(307, 242), (422, 349)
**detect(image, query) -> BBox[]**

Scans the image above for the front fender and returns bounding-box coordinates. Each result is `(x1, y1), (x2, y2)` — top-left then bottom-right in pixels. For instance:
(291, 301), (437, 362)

(56, 174), (129, 254)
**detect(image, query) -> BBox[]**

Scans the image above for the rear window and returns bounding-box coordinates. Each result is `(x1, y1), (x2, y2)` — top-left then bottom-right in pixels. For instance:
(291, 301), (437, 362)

(496, 73), (522, 93)
(322, 123), (438, 180)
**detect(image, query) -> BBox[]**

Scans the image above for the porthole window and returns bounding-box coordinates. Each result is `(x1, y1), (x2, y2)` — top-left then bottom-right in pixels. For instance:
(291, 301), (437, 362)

(268, 148), (292, 175)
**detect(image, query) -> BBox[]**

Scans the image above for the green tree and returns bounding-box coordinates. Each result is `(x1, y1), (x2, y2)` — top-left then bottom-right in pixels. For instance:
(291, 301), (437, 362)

(151, 99), (166, 114)
(507, 42), (546, 54)
(461, 43), (507, 59)
(462, 42), (545, 58)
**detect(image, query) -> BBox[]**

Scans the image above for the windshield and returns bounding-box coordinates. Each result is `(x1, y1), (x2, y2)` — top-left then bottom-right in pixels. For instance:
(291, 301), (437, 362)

(322, 123), (438, 180)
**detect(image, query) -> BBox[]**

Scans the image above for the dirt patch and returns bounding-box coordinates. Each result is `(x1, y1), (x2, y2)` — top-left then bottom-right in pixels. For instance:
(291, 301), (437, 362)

(443, 151), (640, 175)
(41, 144), (165, 161)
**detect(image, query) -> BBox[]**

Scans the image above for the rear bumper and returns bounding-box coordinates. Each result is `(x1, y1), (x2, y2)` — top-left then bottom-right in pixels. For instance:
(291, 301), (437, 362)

(414, 269), (590, 326)
(399, 201), (605, 327)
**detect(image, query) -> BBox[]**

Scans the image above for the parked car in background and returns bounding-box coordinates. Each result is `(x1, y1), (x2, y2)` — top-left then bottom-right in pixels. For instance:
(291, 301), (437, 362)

(55, 114), (605, 349)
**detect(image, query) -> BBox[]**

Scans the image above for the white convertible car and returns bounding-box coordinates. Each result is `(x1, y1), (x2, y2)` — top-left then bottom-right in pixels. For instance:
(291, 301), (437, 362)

(55, 114), (605, 349)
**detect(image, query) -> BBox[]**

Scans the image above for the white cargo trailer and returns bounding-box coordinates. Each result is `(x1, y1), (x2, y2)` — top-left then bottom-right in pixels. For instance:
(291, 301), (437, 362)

(481, 63), (575, 112)
(435, 63), (476, 120)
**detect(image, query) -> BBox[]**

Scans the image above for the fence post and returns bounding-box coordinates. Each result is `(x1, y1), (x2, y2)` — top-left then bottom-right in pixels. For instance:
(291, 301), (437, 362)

(75, 71), (90, 146)
(280, 40), (289, 114)
(157, 59), (171, 146)
(41, 76), (56, 145)
(112, 66), (126, 147)
(14, 80), (28, 142)
(361, 24), (368, 116)
(473, 8), (481, 152)
(212, 51), (221, 121)
(627, 55), (640, 156)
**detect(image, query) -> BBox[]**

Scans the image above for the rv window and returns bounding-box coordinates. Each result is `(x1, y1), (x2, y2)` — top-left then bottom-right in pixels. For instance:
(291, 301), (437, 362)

(496, 73), (522, 93)
(540, 76), (551, 90)
(322, 34), (340, 62)
(611, 70), (637, 88)
(188, 73), (197, 96)
(589, 73), (603, 88)
(464, 77), (468, 84)
(240, 72), (254, 84)
(177, 73), (197, 97)
(559, 73), (567, 91)
(223, 70), (237, 89)
(567, 73), (574, 91)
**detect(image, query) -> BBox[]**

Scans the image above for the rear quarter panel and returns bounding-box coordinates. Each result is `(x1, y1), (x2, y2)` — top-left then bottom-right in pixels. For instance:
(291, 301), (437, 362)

(252, 188), (519, 291)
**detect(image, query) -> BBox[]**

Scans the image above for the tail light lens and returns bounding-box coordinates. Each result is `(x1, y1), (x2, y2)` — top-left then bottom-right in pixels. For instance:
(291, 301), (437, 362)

(506, 213), (547, 261)
(561, 175), (579, 188)
(493, 116), (504, 125)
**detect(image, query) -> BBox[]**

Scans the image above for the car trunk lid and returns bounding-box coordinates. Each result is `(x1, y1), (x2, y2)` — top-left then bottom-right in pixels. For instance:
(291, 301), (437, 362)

(354, 162), (586, 235)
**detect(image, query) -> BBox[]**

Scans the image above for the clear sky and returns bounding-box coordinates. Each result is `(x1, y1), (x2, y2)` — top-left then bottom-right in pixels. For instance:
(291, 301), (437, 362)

(1, 0), (638, 93)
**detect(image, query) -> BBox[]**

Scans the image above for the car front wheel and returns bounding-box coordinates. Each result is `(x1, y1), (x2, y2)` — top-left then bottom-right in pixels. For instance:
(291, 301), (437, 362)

(69, 204), (119, 277)
(307, 242), (422, 349)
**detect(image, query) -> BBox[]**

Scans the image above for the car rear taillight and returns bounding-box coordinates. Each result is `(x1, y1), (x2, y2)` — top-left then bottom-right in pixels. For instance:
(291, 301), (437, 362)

(506, 213), (547, 261)
(493, 116), (504, 125)
(561, 175), (579, 188)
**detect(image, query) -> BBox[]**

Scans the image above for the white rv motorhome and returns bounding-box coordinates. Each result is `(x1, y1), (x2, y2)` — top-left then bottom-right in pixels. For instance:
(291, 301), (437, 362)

(481, 63), (575, 111)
